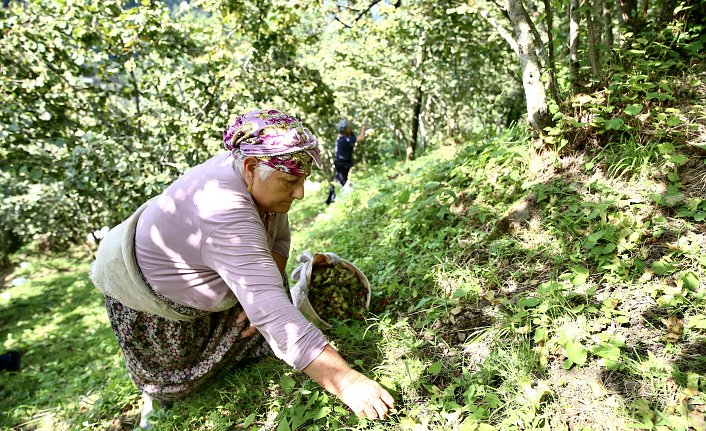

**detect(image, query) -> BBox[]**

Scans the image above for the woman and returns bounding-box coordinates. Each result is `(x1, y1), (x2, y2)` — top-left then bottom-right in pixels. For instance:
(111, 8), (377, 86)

(90, 109), (394, 429)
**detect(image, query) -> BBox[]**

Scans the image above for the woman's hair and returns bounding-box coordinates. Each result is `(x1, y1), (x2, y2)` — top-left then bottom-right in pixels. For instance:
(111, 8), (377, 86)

(231, 149), (277, 180)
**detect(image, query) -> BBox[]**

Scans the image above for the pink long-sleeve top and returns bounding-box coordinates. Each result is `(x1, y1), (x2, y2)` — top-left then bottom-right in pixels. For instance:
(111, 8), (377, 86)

(134, 151), (328, 371)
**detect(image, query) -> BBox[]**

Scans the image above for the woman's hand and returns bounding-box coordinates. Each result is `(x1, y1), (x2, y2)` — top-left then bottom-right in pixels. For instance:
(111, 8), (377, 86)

(335, 369), (395, 419)
(302, 345), (395, 420)
(235, 310), (258, 337)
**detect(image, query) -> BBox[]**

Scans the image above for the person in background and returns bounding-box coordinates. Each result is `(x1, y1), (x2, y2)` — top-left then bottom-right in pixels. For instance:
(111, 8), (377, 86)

(326, 118), (372, 205)
(90, 109), (394, 429)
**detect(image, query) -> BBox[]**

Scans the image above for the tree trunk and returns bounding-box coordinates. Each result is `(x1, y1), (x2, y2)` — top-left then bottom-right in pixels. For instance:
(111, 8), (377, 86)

(593, 0), (604, 47)
(408, 28), (427, 161)
(525, 0), (548, 62)
(505, 0), (551, 135)
(638, 0), (649, 21)
(409, 86), (423, 161)
(603, 0), (615, 49)
(585, 0), (601, 77)
(618, 0), (637, 30)
(659, 0), (677, 24)
(569, 0), (581, 90)
(543, 0), (561, 104)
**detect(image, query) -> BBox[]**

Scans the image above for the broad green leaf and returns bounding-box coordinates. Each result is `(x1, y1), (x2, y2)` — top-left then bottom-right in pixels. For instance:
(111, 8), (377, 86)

(687, 315), (706, 330)
(587, 231), (604, 243)
(518, 297), (540, 308)
(664, 191), (685, 206)
(669, 154), (688, 165)
(658, 143), (675, 154)
(398, 189), (412, 204)
(280, 375), (296, 391)
(604, 118), (625, 130)
(651, 261), (677, 275)
(459, 418), (478, 431)
(313, 406), (331, 421)
(243, 413), (256, 427)
(667, 116), (682, 126)
(687, 198), (703, 211)
(682, 272), (699, 291)
(566, 341), (588, 365)
(277, 418), (291, 431)
(571, 267), (589, 285)
(624, 104), (643, 116)
(562, 358), (574, 369)
(400, 417), (417, 429)
(484, 393), (502, 408)
(453, 287), (471, 298)
(593, 343), (621, 360)
(292, 413), (307, 430)
(428, 361), (442, 375)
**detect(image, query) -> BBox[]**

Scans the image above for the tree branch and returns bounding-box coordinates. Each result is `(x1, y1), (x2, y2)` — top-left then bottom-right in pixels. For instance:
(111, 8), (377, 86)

(475, 6), (520, 57)
(333, 0), (382, 28)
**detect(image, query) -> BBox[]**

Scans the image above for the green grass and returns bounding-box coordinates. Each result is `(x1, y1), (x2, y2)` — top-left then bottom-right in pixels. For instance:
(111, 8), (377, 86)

(1, 124), (705, 430)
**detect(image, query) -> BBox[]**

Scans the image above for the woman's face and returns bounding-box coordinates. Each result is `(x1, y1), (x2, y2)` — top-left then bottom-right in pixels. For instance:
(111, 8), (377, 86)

(245, 159), (306, 213)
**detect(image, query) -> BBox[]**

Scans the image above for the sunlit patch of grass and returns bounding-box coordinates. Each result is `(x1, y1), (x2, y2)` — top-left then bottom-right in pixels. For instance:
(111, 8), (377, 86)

(0, 254), (135, 430)
(591, 137), (665, 180)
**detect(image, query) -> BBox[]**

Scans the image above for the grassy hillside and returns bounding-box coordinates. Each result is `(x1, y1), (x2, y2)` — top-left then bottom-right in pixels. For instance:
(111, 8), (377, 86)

(1, 119), (705, 430)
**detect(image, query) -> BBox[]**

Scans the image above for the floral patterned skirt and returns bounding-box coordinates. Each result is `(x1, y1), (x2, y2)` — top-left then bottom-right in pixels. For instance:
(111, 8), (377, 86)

(104, 278), (284, 402)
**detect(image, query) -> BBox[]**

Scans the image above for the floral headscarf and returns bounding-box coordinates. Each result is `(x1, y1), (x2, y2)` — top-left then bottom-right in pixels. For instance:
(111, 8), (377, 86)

(223, 109), (321, 177)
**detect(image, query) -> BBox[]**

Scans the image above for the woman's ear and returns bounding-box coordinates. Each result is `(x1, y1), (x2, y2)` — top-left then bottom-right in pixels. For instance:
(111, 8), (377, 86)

(243, 157), (259, 189)
(243, 157), (258, 177)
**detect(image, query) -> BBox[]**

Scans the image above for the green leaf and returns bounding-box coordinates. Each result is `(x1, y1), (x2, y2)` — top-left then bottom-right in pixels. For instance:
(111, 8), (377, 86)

(562, 358), (574, 369)
(664, 191), (685, 206)
(243, 413), (256, 427)
(485, 392), (503, 408)
(277, 418), (292, 431)
(669, 154), (688, 165)
(658, 143), (675, 154)
(398, 189), (412, 204)
(566, 341), (588, 365)
(682, 272), (699, 291)
(280, 375), (296, 391)
(593, 343), (621, 361)
(518, 297), (540, 308)
(687, 315), (706, 330)
(313, 406), (331, 421)
(459, 418), (478, 431)
(428, 361), (442, 375)
(571, 266), (589, 285)
(651, 261), (677, 275)
(604, 118), (625, 130)
(624, 104), (643, 116)
(666, 116), (682, 126)
(291, 413), (307, 430)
